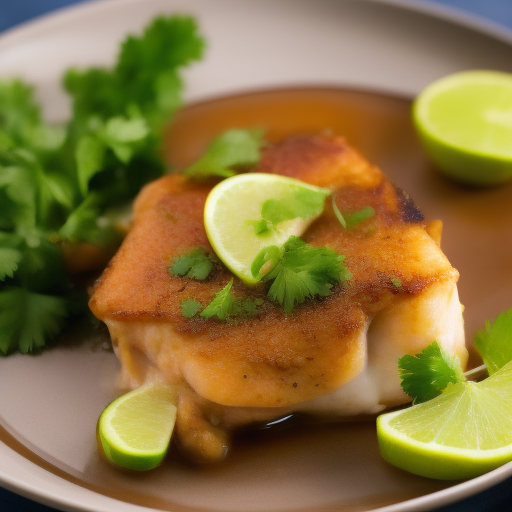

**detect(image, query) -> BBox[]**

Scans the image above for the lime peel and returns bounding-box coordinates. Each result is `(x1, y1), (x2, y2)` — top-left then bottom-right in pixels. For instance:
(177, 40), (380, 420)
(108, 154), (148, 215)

(413, 70), (512, 185)
(377, 361), (512, 480)
(204, 173), (331, 284)
(98, 385), (177, 471)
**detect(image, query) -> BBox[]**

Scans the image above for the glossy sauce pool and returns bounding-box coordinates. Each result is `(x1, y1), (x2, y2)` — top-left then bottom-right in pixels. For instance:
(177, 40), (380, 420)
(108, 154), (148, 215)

(2, 86), (512, 512)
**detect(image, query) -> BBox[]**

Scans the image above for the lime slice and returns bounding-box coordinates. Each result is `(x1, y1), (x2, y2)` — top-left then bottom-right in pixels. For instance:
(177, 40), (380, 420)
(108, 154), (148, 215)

(98, 385), (177, 471)
(413, 70), (512, 185)
(204, 173), (330, 284)
(377, 360), (512, 480)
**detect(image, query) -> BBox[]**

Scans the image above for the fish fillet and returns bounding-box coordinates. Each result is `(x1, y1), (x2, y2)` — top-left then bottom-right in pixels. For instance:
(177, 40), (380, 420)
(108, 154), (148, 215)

(89, 134), (466, 462)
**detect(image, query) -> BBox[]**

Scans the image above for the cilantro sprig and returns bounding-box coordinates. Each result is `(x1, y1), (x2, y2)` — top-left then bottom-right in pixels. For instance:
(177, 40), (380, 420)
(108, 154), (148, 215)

(0, 15), (205, 354)
(183, 129), (265, 179)
(399, 342), (466, 404)
(252, 236), (351, 314)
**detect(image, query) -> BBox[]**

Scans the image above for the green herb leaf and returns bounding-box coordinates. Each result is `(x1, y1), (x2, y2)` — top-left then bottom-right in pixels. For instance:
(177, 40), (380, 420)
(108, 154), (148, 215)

(258, 236), (351, 314)
(332, 197), (375, 230)
(0, 247), (23, 280)
(0, 287), (68, 355)
(184, 128), (265, 179)
(170, 248), (213, 280)
(200, 279), (237, 321)
(398, 341), (466, 404)
(180, 299), (203, 318)
(475, 308), (512, 375)
(76, 135), (106, 195)
(251, 186), (330, 235)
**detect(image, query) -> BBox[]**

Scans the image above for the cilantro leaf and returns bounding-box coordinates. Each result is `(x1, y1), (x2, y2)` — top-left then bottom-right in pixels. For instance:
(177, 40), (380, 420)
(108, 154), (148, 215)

(398, 341), (466, 404)
(0, 287), (68, 355)
(180, 299), (203, 318)
(332, 196), (375, 230)
(184, 129), (265, 179)
(254, 236), (351, 314)
(76, 135), (106, 195)
(0, 247), (23, 280)
(200, 279), (237, 320)
(253, 186), (330, 235)
(475, 308), (512, 375)
(170, 248), (213, 280)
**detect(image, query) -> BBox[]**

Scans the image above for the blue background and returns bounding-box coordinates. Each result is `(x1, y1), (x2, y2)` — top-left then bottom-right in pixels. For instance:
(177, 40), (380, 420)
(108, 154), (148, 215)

(1, 1), (512, 511)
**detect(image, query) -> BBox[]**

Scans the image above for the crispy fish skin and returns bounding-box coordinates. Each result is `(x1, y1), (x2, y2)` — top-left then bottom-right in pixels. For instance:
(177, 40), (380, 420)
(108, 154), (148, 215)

(89, 135), (466, 460)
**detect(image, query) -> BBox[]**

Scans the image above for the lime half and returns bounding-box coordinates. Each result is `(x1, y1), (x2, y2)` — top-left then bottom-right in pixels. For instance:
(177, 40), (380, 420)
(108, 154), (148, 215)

(204, 173), (330, 284)
(413, 70), (512, 185)
(98, 385), (177, 471)
(377, 360), (512, 480)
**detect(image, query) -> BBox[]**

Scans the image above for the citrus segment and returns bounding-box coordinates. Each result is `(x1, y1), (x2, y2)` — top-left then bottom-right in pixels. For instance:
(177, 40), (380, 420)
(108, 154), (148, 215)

(204, 173), (330, 284)
(377, 360), (512, 480)
(413, 70), (512, 185)
(98, 385), (177, 471)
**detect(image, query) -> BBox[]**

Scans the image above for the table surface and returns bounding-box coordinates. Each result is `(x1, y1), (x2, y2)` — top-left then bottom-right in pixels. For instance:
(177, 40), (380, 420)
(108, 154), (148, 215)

(1, 1), (512, 512)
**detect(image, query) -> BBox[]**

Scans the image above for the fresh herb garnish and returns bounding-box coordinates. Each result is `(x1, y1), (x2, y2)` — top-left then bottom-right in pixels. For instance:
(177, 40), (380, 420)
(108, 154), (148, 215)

(475, 308), (512, 375)
(200, 279), (238, 320)
(0, 15), (205, 354)
(250, 186), (330, 235)
(186, 279), (262, 321)
(332, 196), (375, 230)
(398, 341), (466, 404)
(391, 276), (402, 289)
(252, 236), (351, 314)
(184, 128), (265, 179)
(180, 299), (203, 318)
(170, 248), (213, 280)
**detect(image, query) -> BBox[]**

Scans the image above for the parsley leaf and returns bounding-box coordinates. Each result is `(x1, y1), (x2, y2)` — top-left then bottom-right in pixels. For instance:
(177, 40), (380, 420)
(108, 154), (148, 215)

(0, 287), (68, 355)
(252, 186), (330, 235)
(200, 279), (237, 320)
(475, 308), (512, 375)
(253, 236), (351, 314)
(184, 128), (265, 179)
(170, 248), (213, 280)
(180, 299), (203, 318)
(398, 341), (466, 404)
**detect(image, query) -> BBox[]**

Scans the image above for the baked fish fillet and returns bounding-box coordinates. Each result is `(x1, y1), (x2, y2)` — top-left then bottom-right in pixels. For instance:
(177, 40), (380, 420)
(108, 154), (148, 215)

(89, 134), (466, 462)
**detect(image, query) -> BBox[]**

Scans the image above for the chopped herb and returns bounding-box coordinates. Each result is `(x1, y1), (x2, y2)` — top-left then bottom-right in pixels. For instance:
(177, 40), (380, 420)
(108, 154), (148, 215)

(345, 206), (375, 228)
(252, 186), (330, 235)
(331, 195), (347, 229)
(180, 299), (202, 318)
(197, 279), (262, 321)
(398, 341), (466, 404)
(170, 248), (213, 280)
(253, 236), (351, 314)
(332, 197), (375, 230)
(391, 276), (402, 289)
(184, 128), (265, 179)
(200, 279), (237, 320)
(475, 308), (512, 375)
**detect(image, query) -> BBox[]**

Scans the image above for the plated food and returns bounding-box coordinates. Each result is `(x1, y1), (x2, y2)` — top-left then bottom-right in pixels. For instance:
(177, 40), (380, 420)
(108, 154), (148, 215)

(89, 132), (467, 462)
(2, 2), (512, 511)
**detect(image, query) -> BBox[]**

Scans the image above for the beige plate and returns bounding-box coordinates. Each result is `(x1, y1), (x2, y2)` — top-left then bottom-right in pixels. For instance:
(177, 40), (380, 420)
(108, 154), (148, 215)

(1, 1), (512, 511)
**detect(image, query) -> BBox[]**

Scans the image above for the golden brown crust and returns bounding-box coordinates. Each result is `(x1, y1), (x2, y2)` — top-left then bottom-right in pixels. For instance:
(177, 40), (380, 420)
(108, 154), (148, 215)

(89, 135), (458, 407)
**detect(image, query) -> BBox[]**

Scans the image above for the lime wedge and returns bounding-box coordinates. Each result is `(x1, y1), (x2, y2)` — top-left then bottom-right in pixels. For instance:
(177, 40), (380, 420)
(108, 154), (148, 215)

(98, 385), (177, 471)
(413, 70), (512, 185)
(377, 361), (512, 480)
(204, 173), (330, 284)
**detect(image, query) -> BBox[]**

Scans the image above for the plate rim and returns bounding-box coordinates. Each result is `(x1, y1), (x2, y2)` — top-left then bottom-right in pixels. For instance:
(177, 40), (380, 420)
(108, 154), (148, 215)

(1, 1), (512, 511)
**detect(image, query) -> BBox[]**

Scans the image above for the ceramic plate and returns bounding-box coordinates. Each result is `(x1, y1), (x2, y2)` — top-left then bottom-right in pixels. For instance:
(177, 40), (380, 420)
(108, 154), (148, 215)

(1, 1), (512, 511)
